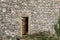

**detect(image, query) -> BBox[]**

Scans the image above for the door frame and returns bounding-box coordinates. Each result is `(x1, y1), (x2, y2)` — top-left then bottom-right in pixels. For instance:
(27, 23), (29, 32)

(20, 13), (31, 37)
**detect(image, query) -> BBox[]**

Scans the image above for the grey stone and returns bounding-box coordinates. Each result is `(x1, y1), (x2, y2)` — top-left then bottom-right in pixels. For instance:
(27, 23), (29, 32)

(0, 0), (60, 39)
(2, 8), (6, 12)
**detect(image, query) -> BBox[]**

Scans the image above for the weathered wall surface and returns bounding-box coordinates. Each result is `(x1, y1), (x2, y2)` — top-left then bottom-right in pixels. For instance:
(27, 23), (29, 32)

(0, 0), (60, 39)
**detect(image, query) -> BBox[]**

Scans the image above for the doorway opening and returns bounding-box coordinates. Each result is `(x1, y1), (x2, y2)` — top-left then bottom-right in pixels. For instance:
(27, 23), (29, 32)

(22, 17), (28, 35)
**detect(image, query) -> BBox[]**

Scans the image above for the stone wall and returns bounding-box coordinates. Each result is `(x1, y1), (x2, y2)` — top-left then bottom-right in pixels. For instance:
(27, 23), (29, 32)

(0, 0), (60, 39)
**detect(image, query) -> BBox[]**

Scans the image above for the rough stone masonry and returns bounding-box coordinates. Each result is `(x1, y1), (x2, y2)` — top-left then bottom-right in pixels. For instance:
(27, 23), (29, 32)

(0, 0), (60, 39)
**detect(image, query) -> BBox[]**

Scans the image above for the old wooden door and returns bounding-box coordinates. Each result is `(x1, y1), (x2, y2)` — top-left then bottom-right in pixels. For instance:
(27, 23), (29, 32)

(22, 17), (28, 35)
